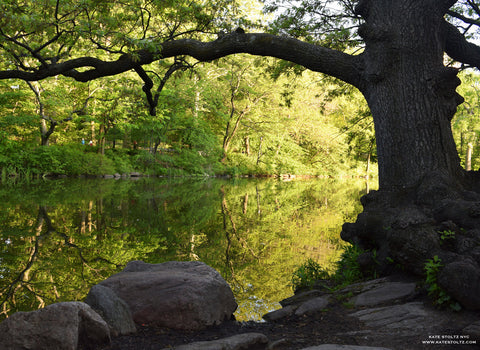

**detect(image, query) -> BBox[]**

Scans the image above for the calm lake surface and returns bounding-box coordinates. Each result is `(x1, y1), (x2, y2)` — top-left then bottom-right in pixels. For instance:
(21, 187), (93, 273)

(0, 177), (376, 321)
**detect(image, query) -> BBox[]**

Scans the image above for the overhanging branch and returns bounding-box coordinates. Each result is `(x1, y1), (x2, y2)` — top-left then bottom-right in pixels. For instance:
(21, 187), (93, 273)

(0, 32), (364, 89)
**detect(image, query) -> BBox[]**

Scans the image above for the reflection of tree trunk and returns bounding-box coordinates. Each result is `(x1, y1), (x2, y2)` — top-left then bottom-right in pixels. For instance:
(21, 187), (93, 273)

(1, 205), (120, 318)
(221, 188), (258, 259)
(256, 185), (261, 215)
(96, 198), (104, 237)
(88, 201), (93, 232)
(121, 200), (129, 227)
(80, 209), (86, 234)
(243, 193), (248, 214)
(50, 275), (60, 299)
(189, 233), (199, 261)
(221, 188), (235, 278)
(0, 207), (48, 316)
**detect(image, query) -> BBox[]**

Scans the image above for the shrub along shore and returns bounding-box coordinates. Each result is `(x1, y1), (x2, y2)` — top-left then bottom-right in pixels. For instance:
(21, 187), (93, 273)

(0, 143), (376, 181)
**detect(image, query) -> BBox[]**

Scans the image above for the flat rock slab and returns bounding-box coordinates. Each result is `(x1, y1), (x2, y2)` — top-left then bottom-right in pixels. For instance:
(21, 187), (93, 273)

(351, 282), (417, 307)
(337, 278), (391, 295)
(160, 332), (268, 350)
(463, 321), (480, 338)
(350, 302), (429, 330)
(300, 345), (392, 350)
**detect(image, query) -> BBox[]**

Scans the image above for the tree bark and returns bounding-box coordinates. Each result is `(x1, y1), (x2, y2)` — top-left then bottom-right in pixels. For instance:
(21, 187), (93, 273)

(355, 0), (464, 189)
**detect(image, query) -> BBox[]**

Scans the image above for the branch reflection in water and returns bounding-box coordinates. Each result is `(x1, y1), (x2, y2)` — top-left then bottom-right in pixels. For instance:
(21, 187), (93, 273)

(0, 177), (375, 321)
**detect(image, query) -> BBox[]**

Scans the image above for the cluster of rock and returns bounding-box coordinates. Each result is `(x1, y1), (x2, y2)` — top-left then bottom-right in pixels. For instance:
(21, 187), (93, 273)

(265, 277), (479, 350)
(0, 261), (237, 350)
(0, 261), (479, 350)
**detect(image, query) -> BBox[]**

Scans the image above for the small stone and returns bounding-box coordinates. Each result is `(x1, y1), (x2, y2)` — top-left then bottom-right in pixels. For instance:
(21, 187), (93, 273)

(262, 305), (296, 322)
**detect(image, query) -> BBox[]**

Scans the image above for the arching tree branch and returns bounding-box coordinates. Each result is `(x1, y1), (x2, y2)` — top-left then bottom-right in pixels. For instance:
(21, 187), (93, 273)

(0, 32), (365, 90)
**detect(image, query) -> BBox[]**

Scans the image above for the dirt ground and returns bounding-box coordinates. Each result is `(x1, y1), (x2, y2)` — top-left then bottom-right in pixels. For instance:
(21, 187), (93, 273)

(97, 297), (478, 350)
(98, 300), (365, 350)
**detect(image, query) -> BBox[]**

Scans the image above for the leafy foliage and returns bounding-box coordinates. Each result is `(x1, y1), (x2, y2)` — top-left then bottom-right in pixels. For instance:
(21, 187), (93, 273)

(424, 256), (461, 311)
(291, 258), (330, 291)
(263, 0), (362, 49)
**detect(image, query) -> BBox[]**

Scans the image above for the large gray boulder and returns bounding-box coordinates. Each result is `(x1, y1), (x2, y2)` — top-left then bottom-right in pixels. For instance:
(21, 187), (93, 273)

(0, 301), (110, 350)
(84, 284), (137, 336)
(98, 260), (238, 330)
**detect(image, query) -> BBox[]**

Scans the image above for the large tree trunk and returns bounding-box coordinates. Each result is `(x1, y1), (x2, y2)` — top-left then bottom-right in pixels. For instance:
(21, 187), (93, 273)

(341, 0), (480, 310)
(357, 0), (464, 190)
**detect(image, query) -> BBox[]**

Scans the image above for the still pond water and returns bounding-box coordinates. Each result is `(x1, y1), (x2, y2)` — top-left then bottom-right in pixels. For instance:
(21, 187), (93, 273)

(0, 177), (375, 321)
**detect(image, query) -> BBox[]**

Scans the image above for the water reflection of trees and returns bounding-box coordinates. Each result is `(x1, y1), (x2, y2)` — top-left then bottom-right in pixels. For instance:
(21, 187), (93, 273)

(0, 204), (121, 319)
(0, 178), (375, 321)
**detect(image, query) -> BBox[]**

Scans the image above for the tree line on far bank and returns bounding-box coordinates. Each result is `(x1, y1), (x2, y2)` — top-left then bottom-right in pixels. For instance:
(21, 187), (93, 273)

(0, 54), (379, 180)
(1, 55), (478, 180)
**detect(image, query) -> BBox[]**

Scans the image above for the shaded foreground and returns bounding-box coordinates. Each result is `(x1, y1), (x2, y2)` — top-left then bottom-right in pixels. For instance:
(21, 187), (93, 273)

(101, 300), (365, 350)
(100, 275), (480, 350)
